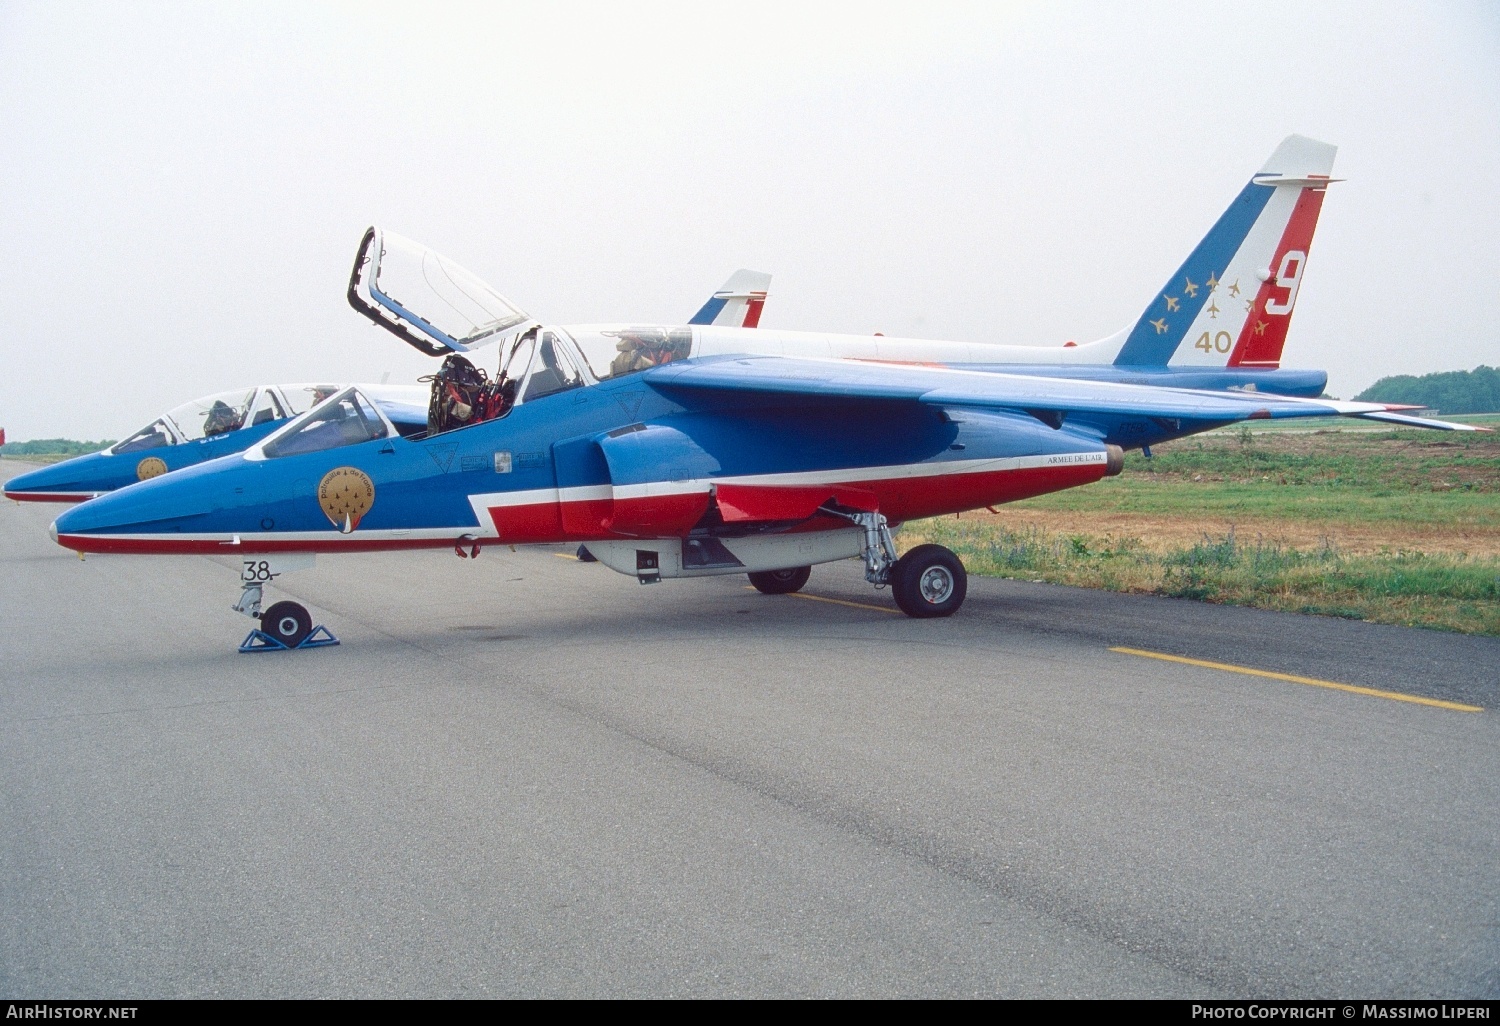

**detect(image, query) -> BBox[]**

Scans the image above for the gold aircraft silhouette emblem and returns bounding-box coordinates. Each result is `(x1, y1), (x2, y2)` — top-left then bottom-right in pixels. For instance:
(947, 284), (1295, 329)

(318, 467), (376, 533)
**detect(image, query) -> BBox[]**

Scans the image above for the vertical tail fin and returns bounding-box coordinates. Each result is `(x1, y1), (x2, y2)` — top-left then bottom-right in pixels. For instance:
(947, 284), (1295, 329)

(688, 269), (772, 327)
(1113, 135), (1339, 368)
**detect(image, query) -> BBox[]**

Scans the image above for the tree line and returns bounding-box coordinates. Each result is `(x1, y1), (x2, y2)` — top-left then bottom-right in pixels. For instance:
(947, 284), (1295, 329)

(1354, 365), (1500, 414)
(0, 438), (116, 457)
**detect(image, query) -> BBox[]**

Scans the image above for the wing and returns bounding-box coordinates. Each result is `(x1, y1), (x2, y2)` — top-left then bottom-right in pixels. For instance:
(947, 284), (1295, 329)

(643, 355), (1484, 434)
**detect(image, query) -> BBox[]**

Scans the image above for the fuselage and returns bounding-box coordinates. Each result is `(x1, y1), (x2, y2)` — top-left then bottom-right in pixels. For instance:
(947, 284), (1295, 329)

(6, 384), (427, 503)
(6, 420), (288, 503)
(48, 322), (1312, 561)
(51, 358), (1118, 557)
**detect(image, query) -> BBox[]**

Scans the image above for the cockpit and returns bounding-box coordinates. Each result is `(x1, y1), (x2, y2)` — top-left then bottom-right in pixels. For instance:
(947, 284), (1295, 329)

(260, 388), (391, 458)
(109, 386), (324, 454)
(414, 324), (694, 438)
(346, 226), (701, 439)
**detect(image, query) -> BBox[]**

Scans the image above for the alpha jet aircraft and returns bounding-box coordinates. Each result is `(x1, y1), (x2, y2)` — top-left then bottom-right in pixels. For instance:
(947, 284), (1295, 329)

(5, 271), (770, 504)
(49, 154), (1479, 645)
(4, 383), (428, 503)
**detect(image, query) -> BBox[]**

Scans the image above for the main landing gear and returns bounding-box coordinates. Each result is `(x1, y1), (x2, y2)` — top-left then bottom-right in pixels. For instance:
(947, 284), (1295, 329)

(752, 511), (969, 618)
(748, 566), (812, 594)
(232, 581), (339, 653)
(844, 510), (967, 618)
(888, 543), (967, 618)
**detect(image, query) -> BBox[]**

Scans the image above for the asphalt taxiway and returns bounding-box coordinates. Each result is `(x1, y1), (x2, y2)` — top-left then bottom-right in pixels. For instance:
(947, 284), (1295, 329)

(2, 463), (1497, 998)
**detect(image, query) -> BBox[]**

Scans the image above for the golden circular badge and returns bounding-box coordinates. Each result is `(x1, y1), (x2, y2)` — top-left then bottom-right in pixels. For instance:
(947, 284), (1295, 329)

(318, 466), (375, 532)
(136, 457), (168, 481)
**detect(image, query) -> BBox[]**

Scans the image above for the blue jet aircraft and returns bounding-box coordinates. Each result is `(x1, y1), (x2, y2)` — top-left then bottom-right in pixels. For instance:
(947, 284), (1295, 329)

(6, 273), (770, 504)
(47, 136), (1483, 646)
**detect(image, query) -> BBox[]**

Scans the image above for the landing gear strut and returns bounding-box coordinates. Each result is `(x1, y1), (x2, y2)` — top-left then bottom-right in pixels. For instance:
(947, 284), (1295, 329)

(849, 511), (900, 587)
(836, 509), (969, 618)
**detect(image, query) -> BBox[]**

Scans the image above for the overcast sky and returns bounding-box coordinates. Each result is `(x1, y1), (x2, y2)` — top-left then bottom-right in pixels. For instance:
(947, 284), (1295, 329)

(2, 1), (1497, 440)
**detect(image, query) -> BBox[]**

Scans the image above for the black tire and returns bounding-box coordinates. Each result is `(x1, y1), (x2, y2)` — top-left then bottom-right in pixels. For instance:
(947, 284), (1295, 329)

(747, 566), (812, 595)
(261, 601), (313, 648)
(890, 544), (967, 618)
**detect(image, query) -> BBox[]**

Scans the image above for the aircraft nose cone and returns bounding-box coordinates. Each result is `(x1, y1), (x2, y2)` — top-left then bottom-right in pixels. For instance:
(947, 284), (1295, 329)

(50, 455), (231, 554)
(3, 453), (103, 501)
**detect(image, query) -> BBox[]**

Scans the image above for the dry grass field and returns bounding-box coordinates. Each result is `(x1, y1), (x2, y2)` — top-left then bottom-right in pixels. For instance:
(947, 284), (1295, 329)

(903, 421), (1500, 635)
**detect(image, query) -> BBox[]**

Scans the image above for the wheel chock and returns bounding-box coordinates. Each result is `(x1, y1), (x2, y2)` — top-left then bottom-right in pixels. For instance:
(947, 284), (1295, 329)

(298, 625), (340, 649)
(238, 625), (341, 653)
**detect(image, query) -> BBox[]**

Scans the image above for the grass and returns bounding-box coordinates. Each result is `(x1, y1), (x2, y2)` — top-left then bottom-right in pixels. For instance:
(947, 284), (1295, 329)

(1014, 427), (1498, 527)
(902, 426), (1500, 635)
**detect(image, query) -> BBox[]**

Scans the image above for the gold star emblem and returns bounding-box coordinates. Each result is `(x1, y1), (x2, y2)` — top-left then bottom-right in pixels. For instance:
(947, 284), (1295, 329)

(1164, 295), (1180, 312)
(1254, 320), (1268, 336)
(1183, 277), (1198, 298)
(1227, 279), (1241, 298)
(1150, 318), (1169, 334)
(1205, 272), (1219, 291)
(1207, 300), (1220, 319)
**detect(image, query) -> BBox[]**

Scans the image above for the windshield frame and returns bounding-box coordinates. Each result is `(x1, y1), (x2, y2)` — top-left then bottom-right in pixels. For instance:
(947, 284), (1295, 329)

(108, 417), (184, 454)
(349, 227), (538, 355)
(245, 386), (399, 462)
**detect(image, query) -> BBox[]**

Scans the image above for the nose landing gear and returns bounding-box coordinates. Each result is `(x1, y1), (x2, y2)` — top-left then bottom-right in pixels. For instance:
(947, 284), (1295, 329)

(233, 580), (339, 653)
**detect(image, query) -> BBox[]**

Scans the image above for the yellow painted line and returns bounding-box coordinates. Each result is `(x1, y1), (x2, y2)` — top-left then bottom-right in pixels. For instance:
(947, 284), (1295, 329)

(1109, 647), (1483, 713)
(744, 586), (899, 614)
(554, 552), (579, 560)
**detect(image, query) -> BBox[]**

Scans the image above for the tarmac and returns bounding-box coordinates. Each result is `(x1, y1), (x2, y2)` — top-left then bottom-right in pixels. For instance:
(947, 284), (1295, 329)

(2, 461), (1498, 998)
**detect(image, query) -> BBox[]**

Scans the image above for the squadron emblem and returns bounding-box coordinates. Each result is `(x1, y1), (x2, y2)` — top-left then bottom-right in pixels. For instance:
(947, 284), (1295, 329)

(136, 457), (168, 481)
(317, 467), (375, 533)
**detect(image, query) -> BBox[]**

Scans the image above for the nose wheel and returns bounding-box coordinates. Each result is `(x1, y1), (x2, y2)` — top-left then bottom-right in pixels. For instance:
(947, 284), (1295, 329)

(234, 582), (339, 652)
(260, 601), (313, 648)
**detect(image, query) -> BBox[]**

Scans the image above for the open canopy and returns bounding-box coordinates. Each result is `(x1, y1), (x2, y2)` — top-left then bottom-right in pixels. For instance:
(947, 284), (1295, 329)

(347, 227), (534, 356)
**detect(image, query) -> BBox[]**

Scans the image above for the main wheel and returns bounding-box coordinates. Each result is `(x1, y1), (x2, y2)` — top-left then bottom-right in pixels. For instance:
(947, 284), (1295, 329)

(747, 566), (812, 595)
(260, 601), (313, 648)
(890, 544), (967, 618)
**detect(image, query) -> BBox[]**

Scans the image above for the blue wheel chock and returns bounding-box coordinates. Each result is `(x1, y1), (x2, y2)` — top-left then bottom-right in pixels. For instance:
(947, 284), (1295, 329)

(238, 624), (340, 653)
